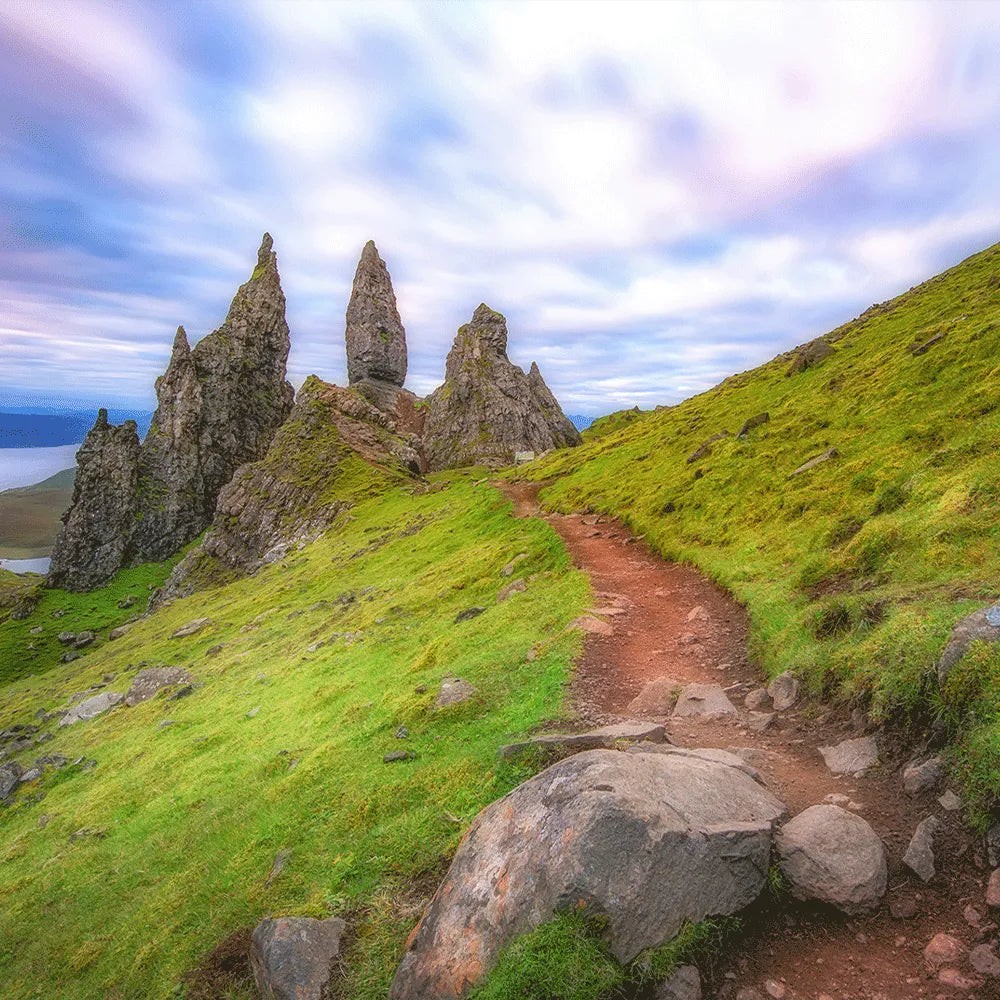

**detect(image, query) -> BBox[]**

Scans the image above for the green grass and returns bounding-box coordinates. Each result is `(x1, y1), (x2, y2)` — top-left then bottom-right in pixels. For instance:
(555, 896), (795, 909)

(523, 240), (1000, 820)
(0, 471), (588, 999)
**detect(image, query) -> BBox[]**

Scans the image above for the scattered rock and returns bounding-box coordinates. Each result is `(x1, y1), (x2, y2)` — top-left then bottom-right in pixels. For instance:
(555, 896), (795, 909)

(744, 688), (771, 711)
(766, 672), (798, 711)
(735, 990), (765, 1000)
(0, 761), (25, 799)
(903, 756), (945, 796)
(818, 735), (878, 775)
(963, 904), (982, 926)
(108, 624), (133, 641)
(686, 605), (710, 622)
(58, 692), (124, 727)
(169, 684), (195, 701)
(125, 666), (195, 707)
(117, 596), (136, 609)
(938, 789), (962, 811)
(790, 448), (839, 477)
(383, 750), (415, 764)
(501, 554), (528, 577)
(250, 915), (346, 1000)
(395, 726), (409, 739)
(986, 868), (1000, 908)
(763, 980), (785, 1000)
(655, 964), (702, 1000)
(686, 431), (731, 464)
(60, 651), (80, 663)
(389, 750), (786, 999)
(246, 706), (261, 719)
(57, 632), (75, 645)
(737, 412), (769, 438)
(205, 644), (224, 657)
(73, 630), (96, 648)
(433, 677), (478, 710)
(672, 683), (738, 718)
(909, 331), (946, 356)
(890, 896), (918, 920)
(627, 677), (683, 715)
(938, 603), (1000, 684)
(970, 943), (1000, 977)
(937, 967), (977, 989)
(568, 614), (614, 636)
(171, 618), (211, 638)
(788, 337), (834, 374)
(988, 824), (1000, 867)
(923, 932), (965, 970)
(748, 712), (776, 733)
(499, 721), (667, 761)
(19, 767), (42, 784)
(453, 607), (485, 624)
(497, 579), (527, 603)
(775, 804), (887, 914)
(265, 849), (291, 888)
(903, 815), (941, 882)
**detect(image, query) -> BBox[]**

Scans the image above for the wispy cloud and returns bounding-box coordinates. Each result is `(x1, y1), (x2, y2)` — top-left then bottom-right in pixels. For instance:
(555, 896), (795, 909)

(2, 0), (1000, 415)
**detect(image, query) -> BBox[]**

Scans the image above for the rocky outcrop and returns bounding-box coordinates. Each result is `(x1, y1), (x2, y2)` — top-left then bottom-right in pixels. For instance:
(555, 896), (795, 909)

(938, 603), (1000, 683)
(422, 304), (581, 471)
(250, 916), (346, 1000)
(151, 376), (422, 606)
(47, 411), (141, 591)
(345, 240), (407, 388)
(49, 235), (294, 591)
(389, 749), (786, 999)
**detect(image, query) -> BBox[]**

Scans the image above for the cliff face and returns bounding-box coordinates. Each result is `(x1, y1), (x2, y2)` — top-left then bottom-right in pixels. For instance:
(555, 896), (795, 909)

(48, 235), (294, 591)
(47, 411), (141, 591)
(422, 304), (581, 471)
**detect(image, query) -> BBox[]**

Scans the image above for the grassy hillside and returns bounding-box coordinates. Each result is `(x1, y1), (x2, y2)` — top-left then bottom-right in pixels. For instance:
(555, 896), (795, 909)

(0, 467), (74, 559)
(526, 241), (1000, 818)
(0, 471), (588, 999)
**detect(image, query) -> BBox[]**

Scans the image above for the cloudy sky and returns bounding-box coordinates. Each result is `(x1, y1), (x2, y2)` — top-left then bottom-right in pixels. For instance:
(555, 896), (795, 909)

(3, 0), (1000, 418)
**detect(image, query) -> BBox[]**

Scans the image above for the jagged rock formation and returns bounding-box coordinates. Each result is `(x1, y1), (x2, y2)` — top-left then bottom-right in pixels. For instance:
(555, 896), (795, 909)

(345, 240), (407, 388)
(422, 304), (581, 471)
(47, 411), (141, 591)
(49, 235), (294, 591)
(151, 376), (422, 606)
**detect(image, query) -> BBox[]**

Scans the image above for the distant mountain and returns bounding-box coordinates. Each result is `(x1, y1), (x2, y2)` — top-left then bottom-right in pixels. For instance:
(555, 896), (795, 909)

(0, 409), (153, 448)
(0, 466), (75, 559)
(566, 413), (595, 431)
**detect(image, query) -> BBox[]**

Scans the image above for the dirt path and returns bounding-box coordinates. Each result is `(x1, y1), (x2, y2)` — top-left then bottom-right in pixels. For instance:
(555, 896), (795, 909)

(503, 481), (995, 1000)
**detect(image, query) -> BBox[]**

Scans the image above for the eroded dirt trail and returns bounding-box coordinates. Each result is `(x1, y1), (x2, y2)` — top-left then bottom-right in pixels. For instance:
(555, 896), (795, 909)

(503, 481), (994, 1000)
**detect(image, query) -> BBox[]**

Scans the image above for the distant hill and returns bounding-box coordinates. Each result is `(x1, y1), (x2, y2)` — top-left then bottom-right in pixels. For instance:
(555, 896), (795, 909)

(0, 409), (152, 448)
(0, 467), (75, 559)
(566, 413), (595, 431)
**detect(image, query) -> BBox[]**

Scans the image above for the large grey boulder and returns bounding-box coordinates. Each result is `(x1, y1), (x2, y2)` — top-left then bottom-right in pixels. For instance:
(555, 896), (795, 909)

(250, 915), (345, 1000)
(389, 749), (786, 999)
(125, 667), (195, 707)
(345, 240), (407, 388)
(938, 603), (1000, 683)
(59, 691), (124, 727)
(422, 304), (580, 471)
(776, 804), (887, 914)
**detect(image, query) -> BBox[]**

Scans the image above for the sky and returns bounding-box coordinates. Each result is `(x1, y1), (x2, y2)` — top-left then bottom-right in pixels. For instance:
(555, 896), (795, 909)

(3, 1), (1000, 419)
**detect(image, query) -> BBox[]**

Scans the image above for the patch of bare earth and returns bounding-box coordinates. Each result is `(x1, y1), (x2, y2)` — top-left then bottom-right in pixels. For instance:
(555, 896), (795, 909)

(502, 480), (996, 1000)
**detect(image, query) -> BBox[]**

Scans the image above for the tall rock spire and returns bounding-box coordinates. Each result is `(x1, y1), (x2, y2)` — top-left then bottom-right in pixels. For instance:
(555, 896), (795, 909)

(345, 240), (407, 387)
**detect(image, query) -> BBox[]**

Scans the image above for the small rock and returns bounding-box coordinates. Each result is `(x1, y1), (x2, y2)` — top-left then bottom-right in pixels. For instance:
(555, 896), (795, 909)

(60, 651), (80, 663)
(937, 967), (977, 989)
(246, 706), (261, 718)
(168, 684), (194, 701)
(108, 624), (133, 641)
(903, 815), (941, 882)
(205, 644), (224, 657)
(923, 932), (965, 969)
(73, 630), (95, 648)
(433, 677), (478, 710)
(686, 606), (710, 622)
(58, 691), (124, 727)
(57, 631), (75, 645)
(29, 626), (42, 635)
(763, 981), (785, 1000)
(18, 767), (42, 784)
(938, 789), (961, 811)
(250, 915), (346, 1000)
(265, 849), (291, 887)
(501, 553), (528, 577)
(497, 579), (527, 603)
(767, 672), (798, 711)
(969, 943), (1000, 977)
(655, 964), (701, 1000)
(454, 607), (486, 624)
(904, 756), (945, 796)
(672, 683), (738, 718)
(395, 726), (409, 739)
(735, 990), (765, 1000)
(890, 896), (918, 920)
(568, 614), (614, 636)
(383, 750), (414, 763)
(627, 677), (682, 715)
(744, 688), (771, 711)
(37, 814), (51, 828)
(818, 735), (878, 775)
(125, 666), (195, 707)
(964, 904), (982, 926)
(116, 596), (136, 609)
(171, 617), (211, 638)
(987, 824), (1000, 867)
(748, 712), (776, 732)
(986, 868), (1000, 908)
(0, 761), (25, 799)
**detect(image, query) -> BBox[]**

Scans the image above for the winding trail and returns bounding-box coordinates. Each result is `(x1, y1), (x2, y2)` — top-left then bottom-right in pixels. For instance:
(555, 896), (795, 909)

(503, 480), (992, 1000)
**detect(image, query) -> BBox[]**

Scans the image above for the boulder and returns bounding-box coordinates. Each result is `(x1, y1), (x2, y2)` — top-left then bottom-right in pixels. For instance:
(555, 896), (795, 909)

(672, 683), (738, 718)
(422, 304), (580, 471)
(171, 618), (211, 638)
(788, 337), (834, 374)
(0, 761), (25, 800)
(108, 624), (134, 641)
(345, 240), (407, 388)
(903, 756), (945, 796)
(766, 672), (798, 711)
(818, 735), (878, 775)
(627, 677), (683, 715)
(902, 815), (940, 882)
(58, 691), (124, 727)
(499, 721), (666, 761)
(625, 744), (763, 783)
(389, 750), (786, 999)
(433, 678), (478, 710)
(655, 964), (702, 1000)
(497, 579), (527, 603)
(775, 804), (887, 914)
(125, 667), (195, 707)
(250, 915), (346, 1000)
(938, 603), (1000, 683)
(737, 413), (769, 438)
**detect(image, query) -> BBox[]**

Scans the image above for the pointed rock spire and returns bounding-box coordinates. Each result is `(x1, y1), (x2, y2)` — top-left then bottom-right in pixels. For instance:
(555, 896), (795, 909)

(345, 240), (407, 387)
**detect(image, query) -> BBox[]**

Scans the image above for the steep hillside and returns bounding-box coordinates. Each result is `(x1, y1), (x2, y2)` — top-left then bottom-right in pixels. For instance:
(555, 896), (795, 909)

(0, 471), (587, 999)
(525, 241), (1000, 814)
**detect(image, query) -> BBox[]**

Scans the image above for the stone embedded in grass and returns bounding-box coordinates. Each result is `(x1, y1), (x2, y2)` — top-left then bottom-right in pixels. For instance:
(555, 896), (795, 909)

(108, 624), (133, 640)
(389, 749), (786, 999)
(250, 915), (346, 1000)
(748, 712), (776, 732)
(937, 603), (1000, 684)
(568, 614), (614, 636)
(383, 750), (415, 763)
(58, 691), (124, 727)
(433, 677), (478, 710)
(73, 631), (96, 648)
(788, 337), (835, 374)
(246, 706), (261, 718)
(627, 677), (683, 715)
(776, 804), (887, 914)
(790, 448), (839, 477)
(0, 761), (25, 800)
(453, 607), (485, 624)
(125, 666), (195, 707)
(57, 632), (75, 645)
(672, 683), (738, 718)
(818, 735), (878, 775)
(499, 721), (667, 761)
(171, 617), (211, 638)
(736, 412), (769, 438)
(903, 756), (945, 795)
(938, 789), (962, 811)
(903, 815), (941, 882)
(767, 672), (798, 711)
(496, 578), (526, 603)
(501, 553), (528, 577)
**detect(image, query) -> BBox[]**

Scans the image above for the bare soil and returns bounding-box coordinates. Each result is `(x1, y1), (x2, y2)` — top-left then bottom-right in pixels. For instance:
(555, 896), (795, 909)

(503, 480), (998, 1000)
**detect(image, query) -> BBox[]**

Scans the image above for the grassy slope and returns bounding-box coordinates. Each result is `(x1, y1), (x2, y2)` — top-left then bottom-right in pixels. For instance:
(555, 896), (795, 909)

(0, 471), (588, 1000)
(0, 468), (74, 558)
(526, 241), (1000, 817)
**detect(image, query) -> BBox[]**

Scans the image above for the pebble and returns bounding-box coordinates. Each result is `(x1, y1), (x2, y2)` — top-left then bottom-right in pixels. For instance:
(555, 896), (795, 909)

(938, 789), (962, 811)
(763, 980), (785, 999)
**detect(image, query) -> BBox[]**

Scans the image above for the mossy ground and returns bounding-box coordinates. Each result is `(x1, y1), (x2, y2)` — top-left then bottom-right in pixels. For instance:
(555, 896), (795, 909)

(524, 241), (1000, 822)
(0, 471), (588, 999)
